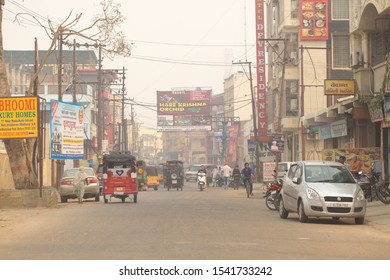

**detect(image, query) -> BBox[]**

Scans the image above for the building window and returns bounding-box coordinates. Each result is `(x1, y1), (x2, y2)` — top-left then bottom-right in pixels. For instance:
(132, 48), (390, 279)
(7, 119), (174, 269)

(332, 35), (350, 69)
(291, 0), (298, 19)
(332, 0), (349, 20)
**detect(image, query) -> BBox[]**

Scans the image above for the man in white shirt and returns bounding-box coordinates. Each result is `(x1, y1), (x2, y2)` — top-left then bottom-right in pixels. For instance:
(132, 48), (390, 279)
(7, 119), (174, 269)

(221, 162), (232, 190)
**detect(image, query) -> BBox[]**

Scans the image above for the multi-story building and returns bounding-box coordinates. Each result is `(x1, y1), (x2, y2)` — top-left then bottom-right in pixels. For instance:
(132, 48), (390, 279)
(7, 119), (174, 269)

(349, 0), (390, 174)
(266, 0), (354, 163)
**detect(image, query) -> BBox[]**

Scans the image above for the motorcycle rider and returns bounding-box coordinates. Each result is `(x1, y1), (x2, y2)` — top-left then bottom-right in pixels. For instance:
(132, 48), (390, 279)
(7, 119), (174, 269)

(232, 165), (241, 189)
(241, 162), (254, 196)
(197, 165), (207, 190)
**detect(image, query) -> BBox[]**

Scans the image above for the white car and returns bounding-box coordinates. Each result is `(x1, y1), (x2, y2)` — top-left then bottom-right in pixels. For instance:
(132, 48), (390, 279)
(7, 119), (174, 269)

(278, 161), (366, 224)
(60, 167), (100, 203)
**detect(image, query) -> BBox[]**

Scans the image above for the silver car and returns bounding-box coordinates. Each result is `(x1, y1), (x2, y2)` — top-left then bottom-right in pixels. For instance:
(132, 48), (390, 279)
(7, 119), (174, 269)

(60, 167), (100, 203)
(278, 161), (366, 224)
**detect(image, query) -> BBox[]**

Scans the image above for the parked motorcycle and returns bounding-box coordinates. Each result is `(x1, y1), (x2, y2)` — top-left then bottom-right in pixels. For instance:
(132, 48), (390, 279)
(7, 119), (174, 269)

(265, 178), (283, 211)
(215, 175), (224, 187)
(356, 169), (390, 204)
(197, 172), (206, 191)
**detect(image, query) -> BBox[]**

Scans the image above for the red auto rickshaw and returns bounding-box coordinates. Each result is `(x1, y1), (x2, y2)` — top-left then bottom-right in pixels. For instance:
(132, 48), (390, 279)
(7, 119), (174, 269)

(102, 153), (138, 203)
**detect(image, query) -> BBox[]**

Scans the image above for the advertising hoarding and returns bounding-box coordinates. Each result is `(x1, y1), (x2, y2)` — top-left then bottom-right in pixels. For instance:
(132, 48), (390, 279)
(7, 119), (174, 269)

(0, 96), (38, 139)
(300, 0), (328, 41)
(50, 100), (84, 160)
(157, 89), (211, 131)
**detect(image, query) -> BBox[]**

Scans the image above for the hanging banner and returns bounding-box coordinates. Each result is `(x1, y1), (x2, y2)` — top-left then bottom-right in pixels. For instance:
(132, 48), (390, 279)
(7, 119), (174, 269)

(255, 0), (268, 141)
(0, 96), (38, 139)
(50, 100), (84, 160)
(300, 0), (328, 41)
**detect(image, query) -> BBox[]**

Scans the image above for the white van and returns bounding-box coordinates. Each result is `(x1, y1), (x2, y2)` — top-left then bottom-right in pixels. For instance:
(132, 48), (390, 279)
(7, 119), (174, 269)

(277, 162), (294, 179)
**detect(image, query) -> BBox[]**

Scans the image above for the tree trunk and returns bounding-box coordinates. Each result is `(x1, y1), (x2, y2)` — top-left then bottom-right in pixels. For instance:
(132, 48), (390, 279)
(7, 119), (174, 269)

(0, 5), (38, 189)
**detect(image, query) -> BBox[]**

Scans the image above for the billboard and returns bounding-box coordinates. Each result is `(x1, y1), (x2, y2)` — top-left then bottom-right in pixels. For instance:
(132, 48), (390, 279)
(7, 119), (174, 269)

(157, 89), (211, 131)
(300, 0), (328, 41)
(50, 100), (84, 160)
(0, 96), (38, 139)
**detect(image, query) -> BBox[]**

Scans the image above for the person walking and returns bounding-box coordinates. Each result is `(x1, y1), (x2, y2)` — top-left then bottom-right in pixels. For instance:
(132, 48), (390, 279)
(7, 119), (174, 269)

(206, 166), (212, 187)
(74, 167), (87, 204)
(212, 166), (219, 187)
(241, 162), (254, 196)
(221, 162), (231, 190)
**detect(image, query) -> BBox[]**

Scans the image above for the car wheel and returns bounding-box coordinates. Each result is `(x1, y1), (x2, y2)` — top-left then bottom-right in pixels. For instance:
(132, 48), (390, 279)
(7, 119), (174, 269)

(104, 197), (108, 204)
(355, 217), (365, 225)
(278, 197), (289, 219)
(95, 194), (100, 202)
(60, 196), (67, 203)
(133, 194), (138, 203)
(298, 200), (308, 223)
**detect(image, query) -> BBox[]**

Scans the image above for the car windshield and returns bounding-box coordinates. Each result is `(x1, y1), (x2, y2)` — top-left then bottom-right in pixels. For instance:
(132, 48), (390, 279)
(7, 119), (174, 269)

(278, 163), (288, 172)
(190, 166), (201, 171)
(305, 165), (355, 183)
(63, 168), (95, 177)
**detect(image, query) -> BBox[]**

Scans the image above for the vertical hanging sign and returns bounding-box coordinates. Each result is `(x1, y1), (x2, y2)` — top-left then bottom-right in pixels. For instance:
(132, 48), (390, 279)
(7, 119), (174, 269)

(255, 0), (268, 142)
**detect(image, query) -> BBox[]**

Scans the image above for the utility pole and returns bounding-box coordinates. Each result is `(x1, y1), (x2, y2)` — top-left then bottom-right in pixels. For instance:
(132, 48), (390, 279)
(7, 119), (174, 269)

(121, 66), (126, 153)
(55, 34), (64, 191)
(72, 39), (80, 168)
(97, 44), (103, 155)
(232, 61), (260, 181)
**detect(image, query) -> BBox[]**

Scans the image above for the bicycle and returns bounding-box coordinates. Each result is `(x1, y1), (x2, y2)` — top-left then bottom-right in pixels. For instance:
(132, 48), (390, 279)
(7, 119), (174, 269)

(376, 181), (390, 204)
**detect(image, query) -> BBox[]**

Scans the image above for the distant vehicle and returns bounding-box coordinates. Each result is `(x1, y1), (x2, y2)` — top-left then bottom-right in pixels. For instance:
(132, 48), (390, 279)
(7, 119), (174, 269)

(136, 160), (147, 190)
(185, 164), (214, 182)
(278, 161), (367, 224)
(150, 164), (164, 184)
(164, 160), (184, 191)
(145, 165), (160, 191)
(60, 167), (99, 203)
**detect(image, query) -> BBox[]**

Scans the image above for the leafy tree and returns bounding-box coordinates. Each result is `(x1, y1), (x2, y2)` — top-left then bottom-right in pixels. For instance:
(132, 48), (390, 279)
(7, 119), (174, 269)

(0, 0), (132, 189)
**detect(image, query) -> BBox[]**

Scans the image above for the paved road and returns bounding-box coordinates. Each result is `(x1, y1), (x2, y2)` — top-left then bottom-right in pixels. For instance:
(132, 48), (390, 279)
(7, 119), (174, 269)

(1, 182), (390, 259)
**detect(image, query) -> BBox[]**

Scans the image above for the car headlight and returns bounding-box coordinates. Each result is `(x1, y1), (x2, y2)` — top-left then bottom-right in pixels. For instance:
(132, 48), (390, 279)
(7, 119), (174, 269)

(356, 189), (365, 201)
(306, 187), (320, 200)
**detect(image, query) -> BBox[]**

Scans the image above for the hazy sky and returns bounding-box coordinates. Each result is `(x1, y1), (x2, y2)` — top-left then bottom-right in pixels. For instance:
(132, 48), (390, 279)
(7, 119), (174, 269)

(3, 0), (257, 129)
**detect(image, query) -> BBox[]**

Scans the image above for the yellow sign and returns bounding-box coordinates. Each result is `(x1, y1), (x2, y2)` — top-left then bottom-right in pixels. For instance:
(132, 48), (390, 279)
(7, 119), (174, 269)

(324, 79), (355, 95)
(0, 96), (39, 139)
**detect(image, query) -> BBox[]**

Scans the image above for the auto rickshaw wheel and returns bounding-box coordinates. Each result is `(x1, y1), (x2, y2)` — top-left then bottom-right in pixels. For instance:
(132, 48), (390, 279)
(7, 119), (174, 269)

(154, 187), (158, 191)
(133, 194), (138, 203)
(104, 197), (108, 204)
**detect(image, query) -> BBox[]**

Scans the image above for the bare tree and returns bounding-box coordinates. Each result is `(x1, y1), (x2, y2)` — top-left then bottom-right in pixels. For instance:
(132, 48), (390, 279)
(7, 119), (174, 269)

(0, 0), (132, 189)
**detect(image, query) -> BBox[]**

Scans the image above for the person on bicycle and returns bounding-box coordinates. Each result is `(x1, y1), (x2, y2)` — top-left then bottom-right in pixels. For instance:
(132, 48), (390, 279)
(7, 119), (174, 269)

(241, 162), (254, 196)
